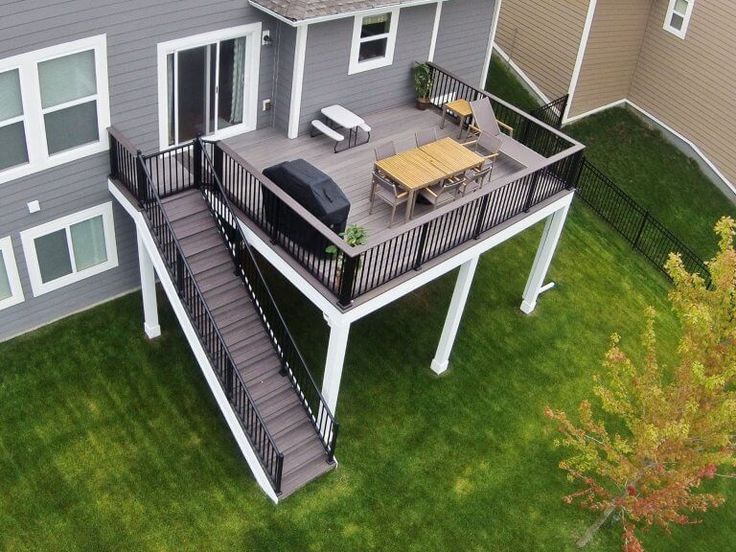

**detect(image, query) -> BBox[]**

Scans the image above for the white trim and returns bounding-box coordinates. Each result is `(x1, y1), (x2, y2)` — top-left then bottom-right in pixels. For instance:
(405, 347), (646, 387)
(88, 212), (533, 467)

(348, 8), (400, 75)
(250, 0), (442, 27)
(108, 181), (279, 503)
(156, 24), (262, 150)
(20, 202), (119, 297)
(428, 1), (443, 62)
(493, 45), (550, 104)
(480, 0), (504, 88)
(663, 0), (694, 39)
(0, 35), (110, 185)
(562, 98), (626, 124)
(288, 25), (309, 139)
(137, 228), (161, 340)
(563, 98), (736, 196)
(321, 316), (351, 414)
(562, 0), (598, 124)
(0, 236), (25, 311)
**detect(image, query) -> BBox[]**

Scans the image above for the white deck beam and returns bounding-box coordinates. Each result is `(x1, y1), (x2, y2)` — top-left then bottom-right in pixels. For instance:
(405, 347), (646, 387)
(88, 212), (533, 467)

(520, 202), (570, 314)
(137, 228), (161, 339)
(321, 315), (351, 414)
(431, 255), (479, 375)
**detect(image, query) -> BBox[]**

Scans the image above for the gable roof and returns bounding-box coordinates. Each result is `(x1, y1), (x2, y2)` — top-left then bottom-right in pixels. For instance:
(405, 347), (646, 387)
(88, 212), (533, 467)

(251, 0), (431, 23)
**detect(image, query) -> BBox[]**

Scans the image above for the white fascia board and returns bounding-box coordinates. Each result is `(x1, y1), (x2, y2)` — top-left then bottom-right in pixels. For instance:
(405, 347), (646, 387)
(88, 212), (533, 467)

(493, 44), (551, 104)
(480, 0), (504, 88)
(236, 191), (574, 327)
(562, 0), (598, 123)
(250, 0), (447, 27)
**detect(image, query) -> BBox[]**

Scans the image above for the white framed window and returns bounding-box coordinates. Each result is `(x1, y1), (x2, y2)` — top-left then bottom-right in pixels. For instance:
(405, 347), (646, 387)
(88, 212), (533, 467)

(20, 203), (118, 297)
(156, 24), (262, 149)
(0, 35), (110, 185)
(663, 0), (694, 38)
(348, 8), (400, 75)
(0, 236), (25, 311)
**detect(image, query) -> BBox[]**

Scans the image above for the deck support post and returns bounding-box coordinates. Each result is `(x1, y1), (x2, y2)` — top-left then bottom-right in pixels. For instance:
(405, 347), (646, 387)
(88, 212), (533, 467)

(321, 315), (351, 415)
(137, 229), (161, 339)
(520, 202), (570, 314)
(431, 255), (479, 375)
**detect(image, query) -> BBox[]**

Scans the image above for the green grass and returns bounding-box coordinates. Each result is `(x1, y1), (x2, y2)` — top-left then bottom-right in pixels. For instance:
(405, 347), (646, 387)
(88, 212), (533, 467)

(1, 203), (734, 551)
(565, 108), (736, 259)
(485, 54), (541, 113)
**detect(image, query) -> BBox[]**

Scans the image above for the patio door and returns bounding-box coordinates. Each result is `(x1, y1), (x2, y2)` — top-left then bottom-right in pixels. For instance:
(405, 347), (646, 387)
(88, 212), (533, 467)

(160, 25), (260, 147)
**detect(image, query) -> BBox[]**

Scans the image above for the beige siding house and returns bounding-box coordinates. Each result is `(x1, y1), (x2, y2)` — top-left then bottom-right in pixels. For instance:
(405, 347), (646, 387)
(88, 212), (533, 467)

(495, 0), (736, 198)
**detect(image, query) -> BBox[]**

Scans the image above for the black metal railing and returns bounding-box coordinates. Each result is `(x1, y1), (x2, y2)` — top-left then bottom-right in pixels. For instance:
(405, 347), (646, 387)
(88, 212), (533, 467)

(426, 63), (573, 159)
(576, 159), (711, 286)
(530, 95), (569, 130)
(197, 138), (338, 461)
(109, 128), (285, 492)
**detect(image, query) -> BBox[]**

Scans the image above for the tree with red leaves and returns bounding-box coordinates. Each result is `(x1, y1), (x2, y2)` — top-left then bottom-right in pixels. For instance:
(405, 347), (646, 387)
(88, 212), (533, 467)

(546, 217), (736, 550)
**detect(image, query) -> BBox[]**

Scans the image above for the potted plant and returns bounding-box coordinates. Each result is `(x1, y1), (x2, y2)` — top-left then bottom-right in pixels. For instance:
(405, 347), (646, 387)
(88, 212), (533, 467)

(413, 63), (433, 111)
(326, 224), (368, 287)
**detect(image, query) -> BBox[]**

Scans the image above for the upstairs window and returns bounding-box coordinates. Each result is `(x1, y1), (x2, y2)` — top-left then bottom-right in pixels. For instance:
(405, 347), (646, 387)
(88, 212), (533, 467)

(664, 0), (694, 38)
(349, 9), (400, 75)
(0, 35), (110, 185)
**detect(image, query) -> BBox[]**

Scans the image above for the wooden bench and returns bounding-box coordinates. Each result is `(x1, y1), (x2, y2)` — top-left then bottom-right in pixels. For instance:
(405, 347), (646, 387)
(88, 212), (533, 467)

(310, 120), (345, 153)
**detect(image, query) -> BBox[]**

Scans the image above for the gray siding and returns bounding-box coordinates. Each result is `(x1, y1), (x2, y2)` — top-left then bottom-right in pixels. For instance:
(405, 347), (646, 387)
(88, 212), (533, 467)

(298, 3), (436, 134)
(274, 23), (296, 134)
(433, 0), (496, 86)
(0, 0), (281, 341)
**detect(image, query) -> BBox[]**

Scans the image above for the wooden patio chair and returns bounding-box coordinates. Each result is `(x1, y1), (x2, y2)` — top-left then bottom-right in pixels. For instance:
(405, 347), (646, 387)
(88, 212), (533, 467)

(415, 128), (438, 147)
(369, 170), (409, 227)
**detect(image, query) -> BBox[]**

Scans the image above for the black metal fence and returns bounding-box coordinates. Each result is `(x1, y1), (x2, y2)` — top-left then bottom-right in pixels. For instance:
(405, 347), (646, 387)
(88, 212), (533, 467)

(530, 95), (568, 130)
(576, 159), (711, 286)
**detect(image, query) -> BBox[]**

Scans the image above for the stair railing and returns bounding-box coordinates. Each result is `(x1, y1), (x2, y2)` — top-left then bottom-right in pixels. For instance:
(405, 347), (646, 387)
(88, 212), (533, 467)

(109, 128), (285, 493)
(195, 137), (339, 462)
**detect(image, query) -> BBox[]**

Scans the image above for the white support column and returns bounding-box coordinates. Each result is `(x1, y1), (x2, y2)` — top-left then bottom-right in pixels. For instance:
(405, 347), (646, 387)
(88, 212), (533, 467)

(287, 24), (308, 139)
(321, 315), (351, 414)
(431, 255), (479, 375)
(137, 229), (161, 339)
(520, 203), (570, 314)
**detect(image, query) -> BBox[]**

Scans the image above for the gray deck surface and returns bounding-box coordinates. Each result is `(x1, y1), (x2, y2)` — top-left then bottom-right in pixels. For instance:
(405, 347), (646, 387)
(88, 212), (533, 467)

(224, 105), (534, 237)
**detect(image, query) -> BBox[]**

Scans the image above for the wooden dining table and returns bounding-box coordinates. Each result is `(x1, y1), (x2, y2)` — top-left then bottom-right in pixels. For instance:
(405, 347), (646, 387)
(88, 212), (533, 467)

(374, 137), (485, 222)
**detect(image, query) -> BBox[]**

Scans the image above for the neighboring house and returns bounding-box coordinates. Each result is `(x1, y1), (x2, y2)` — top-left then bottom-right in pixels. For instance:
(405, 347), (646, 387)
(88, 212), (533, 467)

(495, 0), (736, 200)
(0, 0), (583, 501)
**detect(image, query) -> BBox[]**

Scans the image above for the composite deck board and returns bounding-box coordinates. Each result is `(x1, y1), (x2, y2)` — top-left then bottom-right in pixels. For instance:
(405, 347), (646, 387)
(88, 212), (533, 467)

(158, 189), (334, 499)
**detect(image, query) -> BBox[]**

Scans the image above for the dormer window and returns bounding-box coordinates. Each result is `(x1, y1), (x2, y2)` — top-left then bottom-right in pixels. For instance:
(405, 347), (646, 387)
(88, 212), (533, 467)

(664, 0), (694, 39)
(349, 9), (400, 75)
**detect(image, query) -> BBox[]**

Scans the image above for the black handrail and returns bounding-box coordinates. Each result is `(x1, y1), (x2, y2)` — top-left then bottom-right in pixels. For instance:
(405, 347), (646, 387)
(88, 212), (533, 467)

(109, 128), (285, 493)
(196, 138), (339, 461)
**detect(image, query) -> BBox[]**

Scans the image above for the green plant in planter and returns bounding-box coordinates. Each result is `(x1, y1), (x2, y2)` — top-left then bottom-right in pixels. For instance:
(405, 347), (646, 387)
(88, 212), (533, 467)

(326, 224), (368, 258)
(413, 62), (433, 110)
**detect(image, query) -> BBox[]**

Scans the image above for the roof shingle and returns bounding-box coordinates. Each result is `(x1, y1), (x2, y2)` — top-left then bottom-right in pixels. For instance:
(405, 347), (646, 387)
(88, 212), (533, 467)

(251, 0), (422, 22)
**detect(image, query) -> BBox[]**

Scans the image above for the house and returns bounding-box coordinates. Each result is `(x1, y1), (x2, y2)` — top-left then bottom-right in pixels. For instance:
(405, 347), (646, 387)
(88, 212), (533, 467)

(494, 0), (736, 201)
(0, 0), (583, 501)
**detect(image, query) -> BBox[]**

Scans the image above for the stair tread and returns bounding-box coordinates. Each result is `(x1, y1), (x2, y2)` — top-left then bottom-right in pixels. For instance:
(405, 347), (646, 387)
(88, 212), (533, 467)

(283, 438), (329, 475)
(279, 456), (335, 499)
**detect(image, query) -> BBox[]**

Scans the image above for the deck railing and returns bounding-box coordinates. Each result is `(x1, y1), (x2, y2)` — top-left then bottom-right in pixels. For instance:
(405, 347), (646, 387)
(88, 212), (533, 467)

(109, 127), (285, 493)
(197, 138), (338, 461)
(215, 64), (584, 308)
(530, 95), (569, 130)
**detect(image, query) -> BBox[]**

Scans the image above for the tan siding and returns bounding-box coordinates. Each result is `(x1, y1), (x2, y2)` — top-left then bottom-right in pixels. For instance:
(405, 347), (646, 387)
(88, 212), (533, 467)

(495, 0), (590, 99)
(629, 0), (736, 184)
(569, 0), (652, 117)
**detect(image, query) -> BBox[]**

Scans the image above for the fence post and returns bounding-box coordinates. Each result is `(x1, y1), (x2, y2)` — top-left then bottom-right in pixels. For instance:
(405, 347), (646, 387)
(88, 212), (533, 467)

(523, 171), (540, 212)
(473, 194), (491, 239)
(109, 136), (119, 180)
(633, 211), (649, 250)
(136, 151), (148, 205)
(193, 138), (203, 187)
(338, 255), (359, 308)
(414, 223), (430, 270)
(176, 253), (185, 296)
(213, 142), (224, 184)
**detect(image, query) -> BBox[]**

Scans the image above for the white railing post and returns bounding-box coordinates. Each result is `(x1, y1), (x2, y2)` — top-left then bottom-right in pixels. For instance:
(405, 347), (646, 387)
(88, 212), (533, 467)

(431, 255), (479, 375)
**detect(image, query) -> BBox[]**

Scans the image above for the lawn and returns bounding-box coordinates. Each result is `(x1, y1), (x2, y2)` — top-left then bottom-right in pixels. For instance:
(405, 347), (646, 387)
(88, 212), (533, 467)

(486, 53), (736, 260)
(1, 202), (734, 551)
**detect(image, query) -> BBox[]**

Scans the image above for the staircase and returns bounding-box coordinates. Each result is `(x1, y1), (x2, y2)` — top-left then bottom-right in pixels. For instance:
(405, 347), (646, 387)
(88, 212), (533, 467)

(108, 130), (338, 500)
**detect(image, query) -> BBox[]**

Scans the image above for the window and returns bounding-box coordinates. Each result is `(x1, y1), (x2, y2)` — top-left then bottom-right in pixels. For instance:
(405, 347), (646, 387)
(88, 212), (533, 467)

(0, 236), (24, 311)
(20, 203), (118, 296)
(664, 0), (694, 38)
(349, 9), (400, 75)
(0, 35), (110, 184)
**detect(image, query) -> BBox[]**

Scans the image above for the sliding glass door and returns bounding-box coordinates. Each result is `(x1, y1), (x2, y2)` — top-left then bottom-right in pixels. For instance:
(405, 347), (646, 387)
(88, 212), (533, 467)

(165, 34), (251, 146)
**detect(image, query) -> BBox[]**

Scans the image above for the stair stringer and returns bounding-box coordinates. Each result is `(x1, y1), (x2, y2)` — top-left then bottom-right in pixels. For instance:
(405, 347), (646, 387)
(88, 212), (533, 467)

(109, 180), (280, 504)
